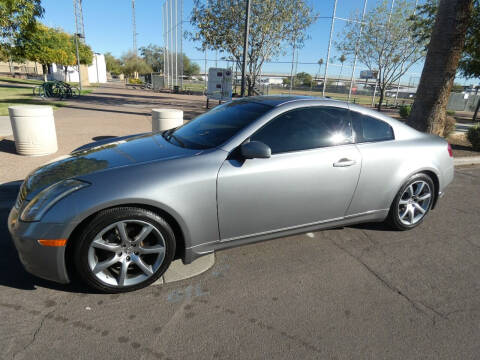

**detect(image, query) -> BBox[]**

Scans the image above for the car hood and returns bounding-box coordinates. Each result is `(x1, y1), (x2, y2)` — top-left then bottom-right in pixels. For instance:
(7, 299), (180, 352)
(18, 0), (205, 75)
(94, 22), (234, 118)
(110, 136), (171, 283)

(22, 132), (202, 200)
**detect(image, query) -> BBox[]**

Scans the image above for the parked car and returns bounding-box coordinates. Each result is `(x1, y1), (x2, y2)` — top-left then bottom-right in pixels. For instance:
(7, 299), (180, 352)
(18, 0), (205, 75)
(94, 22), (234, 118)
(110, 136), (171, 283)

(8, 96), (454, 293)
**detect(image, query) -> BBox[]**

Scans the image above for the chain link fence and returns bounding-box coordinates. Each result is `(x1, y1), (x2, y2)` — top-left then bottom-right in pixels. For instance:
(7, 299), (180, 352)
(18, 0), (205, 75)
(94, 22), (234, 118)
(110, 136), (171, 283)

(162, 0), (184, 91)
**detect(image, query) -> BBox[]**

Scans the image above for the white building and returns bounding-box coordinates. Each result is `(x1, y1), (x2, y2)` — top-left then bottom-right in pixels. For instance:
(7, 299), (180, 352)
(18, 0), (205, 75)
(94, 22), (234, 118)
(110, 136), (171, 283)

(260, 77), (284, 85)
(50, 53), (107, 83)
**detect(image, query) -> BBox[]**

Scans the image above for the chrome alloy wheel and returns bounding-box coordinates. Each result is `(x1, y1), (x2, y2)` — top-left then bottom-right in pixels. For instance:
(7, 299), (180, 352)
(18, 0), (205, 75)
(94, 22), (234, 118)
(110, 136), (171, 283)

(397, 180), (432, 226)
(87, 220), (166, 287)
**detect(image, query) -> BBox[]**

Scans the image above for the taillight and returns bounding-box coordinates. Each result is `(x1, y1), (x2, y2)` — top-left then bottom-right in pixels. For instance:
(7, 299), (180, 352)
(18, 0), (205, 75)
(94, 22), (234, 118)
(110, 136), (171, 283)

(447, 143), (453, 157)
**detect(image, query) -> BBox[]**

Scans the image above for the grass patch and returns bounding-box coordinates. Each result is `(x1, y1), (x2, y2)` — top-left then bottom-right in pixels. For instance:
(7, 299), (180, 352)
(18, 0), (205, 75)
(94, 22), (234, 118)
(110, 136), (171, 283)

(0, 77), (76, 116)
(0, 76), (43, 85)
(66, 82), (101, 89)
(268, 88), (414, 106)
(0, 86), (32, 98)
(178, 83), (413, 107)
(0, 98), (65, 116)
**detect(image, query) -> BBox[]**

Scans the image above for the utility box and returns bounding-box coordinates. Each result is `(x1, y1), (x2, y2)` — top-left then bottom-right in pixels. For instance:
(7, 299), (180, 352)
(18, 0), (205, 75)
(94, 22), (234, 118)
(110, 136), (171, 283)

(207, 68), (233, 101)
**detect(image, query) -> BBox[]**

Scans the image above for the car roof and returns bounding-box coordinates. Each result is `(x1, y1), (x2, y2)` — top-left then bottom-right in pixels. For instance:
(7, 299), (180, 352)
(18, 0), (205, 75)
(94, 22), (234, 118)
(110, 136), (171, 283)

(230, 95), (421, 142)
(235, 95), (333, 107)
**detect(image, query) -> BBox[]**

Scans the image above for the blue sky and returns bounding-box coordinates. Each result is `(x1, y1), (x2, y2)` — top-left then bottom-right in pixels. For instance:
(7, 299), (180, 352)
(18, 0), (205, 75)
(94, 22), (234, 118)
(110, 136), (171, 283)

(40, 0), (474, 86)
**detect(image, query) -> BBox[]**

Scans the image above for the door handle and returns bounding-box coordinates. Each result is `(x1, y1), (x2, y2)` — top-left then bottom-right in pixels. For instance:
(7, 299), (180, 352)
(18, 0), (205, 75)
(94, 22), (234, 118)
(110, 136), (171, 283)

(333, 158), (356, 167)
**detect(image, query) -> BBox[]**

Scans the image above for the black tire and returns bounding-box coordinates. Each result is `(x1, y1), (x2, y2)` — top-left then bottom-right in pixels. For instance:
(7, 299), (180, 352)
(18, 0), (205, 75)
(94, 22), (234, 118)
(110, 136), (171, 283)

(73, 207), (176, 293)
(387, 173), (435, 231)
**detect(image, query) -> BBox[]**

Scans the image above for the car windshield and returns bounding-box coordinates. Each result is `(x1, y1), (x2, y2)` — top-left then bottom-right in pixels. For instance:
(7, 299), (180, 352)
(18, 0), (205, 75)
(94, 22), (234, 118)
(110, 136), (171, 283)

(163, 100), (272, 149)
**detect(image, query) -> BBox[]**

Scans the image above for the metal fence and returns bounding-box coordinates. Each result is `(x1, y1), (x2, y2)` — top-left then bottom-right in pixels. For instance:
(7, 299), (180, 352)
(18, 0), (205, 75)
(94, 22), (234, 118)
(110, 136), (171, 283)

(162, 0), (184, 90)
(161, 0), (429, 108)
(447, 93), (480, 112)
(175, 56), (417, 107)
(156, 0), (477, 113)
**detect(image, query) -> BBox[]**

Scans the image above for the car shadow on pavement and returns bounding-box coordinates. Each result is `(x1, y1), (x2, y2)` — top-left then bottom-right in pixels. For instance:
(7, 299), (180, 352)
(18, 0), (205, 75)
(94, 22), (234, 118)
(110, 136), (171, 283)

(0, 181), (90, 293)
(349, 222), (394, 232)
(0, 139), (16, 155)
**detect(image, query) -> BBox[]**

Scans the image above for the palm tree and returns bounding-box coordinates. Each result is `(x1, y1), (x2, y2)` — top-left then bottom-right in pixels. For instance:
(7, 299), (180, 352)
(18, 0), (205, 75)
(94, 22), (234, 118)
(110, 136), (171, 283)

(312, 58), (324, 90)
(407, 0), (473, 135)
(337, 54), (346, 90)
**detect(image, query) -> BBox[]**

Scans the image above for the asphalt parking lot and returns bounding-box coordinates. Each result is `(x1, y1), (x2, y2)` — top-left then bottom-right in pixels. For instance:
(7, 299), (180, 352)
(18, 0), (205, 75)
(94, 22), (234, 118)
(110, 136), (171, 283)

(1, 165), (479, 360)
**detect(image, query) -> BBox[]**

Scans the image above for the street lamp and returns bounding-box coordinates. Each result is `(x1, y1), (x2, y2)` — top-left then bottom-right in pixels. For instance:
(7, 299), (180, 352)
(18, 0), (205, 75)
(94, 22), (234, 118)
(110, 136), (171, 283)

(74, 32), (84, 91)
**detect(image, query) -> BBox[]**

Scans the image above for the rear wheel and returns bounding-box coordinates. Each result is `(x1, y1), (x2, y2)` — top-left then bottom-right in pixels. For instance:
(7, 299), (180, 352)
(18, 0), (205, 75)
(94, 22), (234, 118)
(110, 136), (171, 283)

(73, 207), (175, 293)
(387, 173), (434, 231)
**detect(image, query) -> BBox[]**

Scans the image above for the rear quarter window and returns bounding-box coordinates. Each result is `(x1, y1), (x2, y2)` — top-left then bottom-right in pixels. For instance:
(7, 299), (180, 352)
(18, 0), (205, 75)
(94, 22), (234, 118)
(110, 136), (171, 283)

(350, 111), (394, 143)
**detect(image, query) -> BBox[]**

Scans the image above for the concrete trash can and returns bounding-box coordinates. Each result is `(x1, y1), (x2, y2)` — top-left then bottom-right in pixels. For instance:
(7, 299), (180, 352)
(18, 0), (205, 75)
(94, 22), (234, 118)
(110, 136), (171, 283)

(151, 108), (183, 132)
(8, 105), (58, 156)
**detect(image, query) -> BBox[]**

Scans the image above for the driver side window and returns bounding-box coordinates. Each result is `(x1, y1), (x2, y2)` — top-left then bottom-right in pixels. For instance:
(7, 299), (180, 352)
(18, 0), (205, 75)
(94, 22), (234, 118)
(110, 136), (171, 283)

(250, 107), (353, 154)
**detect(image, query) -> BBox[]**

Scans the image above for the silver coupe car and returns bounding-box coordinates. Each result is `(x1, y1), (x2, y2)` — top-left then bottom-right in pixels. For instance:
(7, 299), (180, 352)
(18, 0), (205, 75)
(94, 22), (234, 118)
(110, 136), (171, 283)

(8, 96), (454, 292)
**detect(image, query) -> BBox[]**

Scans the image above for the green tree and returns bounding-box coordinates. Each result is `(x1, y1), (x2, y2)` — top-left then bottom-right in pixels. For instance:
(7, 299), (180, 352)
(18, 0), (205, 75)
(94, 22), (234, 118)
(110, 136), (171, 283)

(104, 52), (123, 75)
(190, 0), (315, 95)
(337, 0), (426, 111)
(337, 54), (346, 88)
(311, 58), (324, 90)
(16, 24), (74, 79)
(283, 72), (311, 87)
(75, 38), (93, 65)
(139, 44), (164, 72)
(182, 54), (200, 76)
(0, 0), (44, 52)
(296, 72), (312, 87)
(15, 24), (92, 80)
(121, 51), (152, 77)
(410, 0), (480, 122)
(139, 44), (200, 77)
(407, 0), (473, 135)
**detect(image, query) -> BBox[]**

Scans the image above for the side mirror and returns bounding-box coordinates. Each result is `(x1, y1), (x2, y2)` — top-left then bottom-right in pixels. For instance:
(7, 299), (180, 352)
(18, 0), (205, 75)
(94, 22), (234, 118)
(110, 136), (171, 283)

(240, 141), (271, 159)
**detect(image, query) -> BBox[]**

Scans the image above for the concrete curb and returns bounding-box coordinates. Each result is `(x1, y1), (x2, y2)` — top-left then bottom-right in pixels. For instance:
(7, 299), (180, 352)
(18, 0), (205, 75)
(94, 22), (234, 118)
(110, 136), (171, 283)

(154, 253), (215, 285)
(454, 156), (480, 166)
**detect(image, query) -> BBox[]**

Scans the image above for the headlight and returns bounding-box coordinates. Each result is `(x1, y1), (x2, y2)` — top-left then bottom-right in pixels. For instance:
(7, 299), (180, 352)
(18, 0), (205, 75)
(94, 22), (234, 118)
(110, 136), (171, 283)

(20, 179), (89, 222)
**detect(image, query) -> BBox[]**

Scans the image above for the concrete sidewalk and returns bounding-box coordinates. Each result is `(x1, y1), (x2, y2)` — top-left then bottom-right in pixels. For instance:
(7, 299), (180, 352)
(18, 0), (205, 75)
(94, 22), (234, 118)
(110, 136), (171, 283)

(0, 83), (207, 184)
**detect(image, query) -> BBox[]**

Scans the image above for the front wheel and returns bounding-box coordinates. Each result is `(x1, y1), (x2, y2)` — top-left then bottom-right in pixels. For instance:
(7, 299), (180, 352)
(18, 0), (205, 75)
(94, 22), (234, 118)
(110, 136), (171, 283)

(73, 207), (176, 293)
(387, 173), (434, 231)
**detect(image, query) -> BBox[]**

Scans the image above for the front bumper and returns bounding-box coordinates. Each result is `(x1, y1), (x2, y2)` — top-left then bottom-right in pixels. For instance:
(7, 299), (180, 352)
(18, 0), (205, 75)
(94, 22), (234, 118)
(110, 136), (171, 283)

(8, 206), (70, 284)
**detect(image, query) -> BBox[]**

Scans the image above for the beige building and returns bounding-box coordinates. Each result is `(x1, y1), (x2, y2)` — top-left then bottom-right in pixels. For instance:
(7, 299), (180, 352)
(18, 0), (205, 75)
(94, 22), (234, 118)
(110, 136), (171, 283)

(0, 60), (44, 76)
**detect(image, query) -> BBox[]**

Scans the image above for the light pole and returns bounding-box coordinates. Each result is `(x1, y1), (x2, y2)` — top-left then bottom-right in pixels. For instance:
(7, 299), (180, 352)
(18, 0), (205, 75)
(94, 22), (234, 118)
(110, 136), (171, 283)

(323, 0), (338, 97)
(240, 0), (251, 97)
(74, 33), (84, 91)
(95, 53), (100, 83)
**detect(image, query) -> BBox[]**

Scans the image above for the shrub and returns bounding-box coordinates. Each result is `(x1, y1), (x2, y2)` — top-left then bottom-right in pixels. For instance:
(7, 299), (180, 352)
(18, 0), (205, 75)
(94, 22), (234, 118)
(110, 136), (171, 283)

(443, 116), (456, 137)
(467, 125), (480, 151)
(399, 105), (411, 119)
(128, 78), (143, 84)
(446, 110), (456, 116)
